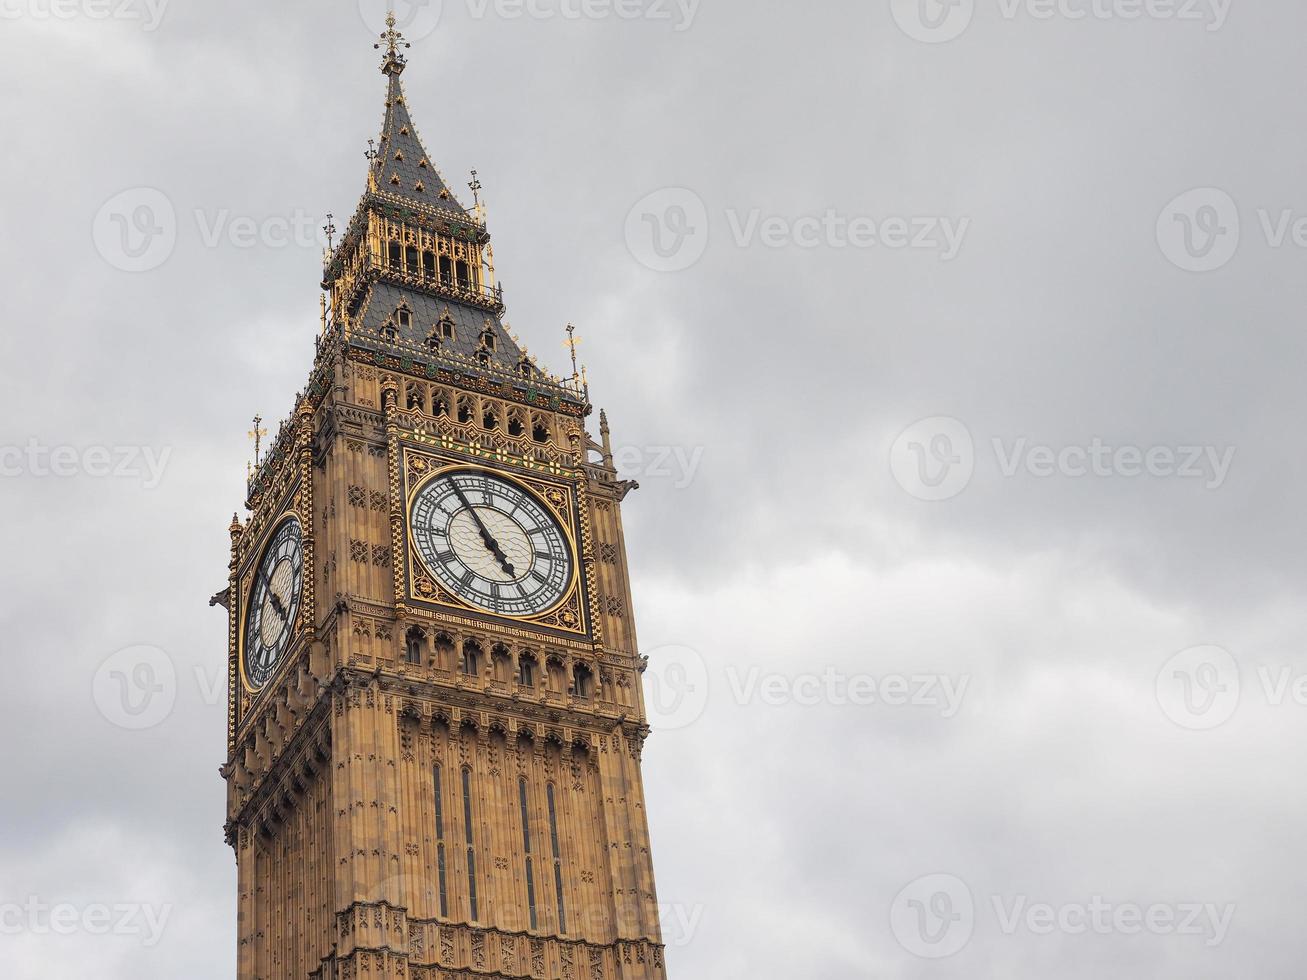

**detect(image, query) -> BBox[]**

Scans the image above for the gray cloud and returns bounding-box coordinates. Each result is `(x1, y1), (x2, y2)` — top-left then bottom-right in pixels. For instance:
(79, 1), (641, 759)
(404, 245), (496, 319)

(1, 0), (1304, 976)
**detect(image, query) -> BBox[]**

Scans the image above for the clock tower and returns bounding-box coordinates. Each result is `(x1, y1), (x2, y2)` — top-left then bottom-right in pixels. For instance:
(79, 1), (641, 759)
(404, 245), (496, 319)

(219, 18), (669, 979)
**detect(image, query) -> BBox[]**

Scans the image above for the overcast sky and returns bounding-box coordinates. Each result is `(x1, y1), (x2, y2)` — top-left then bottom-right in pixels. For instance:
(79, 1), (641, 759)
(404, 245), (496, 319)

(2, 0), (1306, 976)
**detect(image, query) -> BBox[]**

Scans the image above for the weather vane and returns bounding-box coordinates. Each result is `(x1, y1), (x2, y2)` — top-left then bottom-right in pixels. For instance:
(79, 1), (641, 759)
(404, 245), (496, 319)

(365, 139), (379, 165)
(564, 323), (582, 382)
(248, 414), (268, 463)
(469, 170), (483, 207)
(323, 213), (336, 251)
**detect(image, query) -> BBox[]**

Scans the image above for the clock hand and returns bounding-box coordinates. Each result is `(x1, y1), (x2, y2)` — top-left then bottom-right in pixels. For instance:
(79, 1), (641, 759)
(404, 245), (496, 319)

(449, 479), (517, 577)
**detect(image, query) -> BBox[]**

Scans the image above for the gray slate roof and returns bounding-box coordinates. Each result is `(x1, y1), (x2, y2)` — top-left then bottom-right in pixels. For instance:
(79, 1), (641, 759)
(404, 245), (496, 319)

(374, 72), (469, 213)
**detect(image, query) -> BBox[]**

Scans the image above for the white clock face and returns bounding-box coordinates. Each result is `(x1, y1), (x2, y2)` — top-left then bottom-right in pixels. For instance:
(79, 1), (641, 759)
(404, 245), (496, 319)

(243, 518), (304, 690)
(411, 470), (574, 617)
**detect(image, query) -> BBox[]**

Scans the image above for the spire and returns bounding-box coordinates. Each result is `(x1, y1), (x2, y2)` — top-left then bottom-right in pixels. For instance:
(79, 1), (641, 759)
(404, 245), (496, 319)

(367, 48), (469, 214)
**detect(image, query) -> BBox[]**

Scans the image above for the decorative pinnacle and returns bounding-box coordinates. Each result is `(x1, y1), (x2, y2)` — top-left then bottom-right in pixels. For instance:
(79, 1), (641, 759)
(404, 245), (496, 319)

(248, 415), (268, 464)
(564, 323), (581, 381)
(376, 11), (411, 75)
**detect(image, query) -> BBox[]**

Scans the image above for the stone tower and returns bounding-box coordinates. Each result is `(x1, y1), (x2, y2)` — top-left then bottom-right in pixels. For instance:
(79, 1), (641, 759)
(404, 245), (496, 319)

(219, 17), (668, 979)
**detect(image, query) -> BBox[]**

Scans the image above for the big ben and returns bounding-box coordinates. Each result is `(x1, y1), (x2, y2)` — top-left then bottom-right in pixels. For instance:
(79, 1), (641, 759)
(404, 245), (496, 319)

(219, 16), (669, 979)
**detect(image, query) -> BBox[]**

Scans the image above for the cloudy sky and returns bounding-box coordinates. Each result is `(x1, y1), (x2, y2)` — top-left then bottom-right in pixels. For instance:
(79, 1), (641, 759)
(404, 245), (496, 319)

(2, 0), (1305, 976)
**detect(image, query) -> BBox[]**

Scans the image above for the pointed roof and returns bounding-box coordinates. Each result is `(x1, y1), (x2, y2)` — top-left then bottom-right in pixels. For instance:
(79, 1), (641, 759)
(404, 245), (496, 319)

(366, 12), (469, 216)
(371, 71), (470, 215)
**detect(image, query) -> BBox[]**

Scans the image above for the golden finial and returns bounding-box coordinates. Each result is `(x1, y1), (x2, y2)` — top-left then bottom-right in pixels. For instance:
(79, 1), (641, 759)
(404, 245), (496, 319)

(376, 11), (411, 75)
(248, 414), (268, 468)
(564, 323), (582, 382)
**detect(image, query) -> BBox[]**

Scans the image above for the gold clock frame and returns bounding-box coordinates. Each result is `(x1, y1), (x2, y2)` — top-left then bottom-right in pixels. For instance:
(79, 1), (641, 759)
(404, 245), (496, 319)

(402, 449), (591, 638)
(236, 512), (307, 695)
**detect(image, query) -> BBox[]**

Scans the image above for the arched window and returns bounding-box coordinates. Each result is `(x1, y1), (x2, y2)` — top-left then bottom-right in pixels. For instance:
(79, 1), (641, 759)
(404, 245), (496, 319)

(532, 420), (550, 445)
(433, 393), (449, 418)
(433, 764), (449, 917)
(439, 255), (454, 283)
(438, 316), (455, 340)
(397, 305), (412, 330)
(405, 627), (425, 666)
(462, 640), (482, 677)
(406, 383), (425, 413)
(519, 777), (538, 931)
(508, 414), (526, 438)
(434, 633), (454, 670)
(405, 245), (419, 271)
(573, 664), (594, 700)
(381, 320), (398, 342)
(422, 251), (436, 278)
(462, 767), (479, 921)
(456, 260), (471, 286)
(458, 398), (475, 425)
(546, 658), (566, 694)
(387, 242), (402, 268)
(482, 408), (500, 431)
(518, 652), (537, 689)
(492, 644), (512, 683)
(547, 783), (566, 934)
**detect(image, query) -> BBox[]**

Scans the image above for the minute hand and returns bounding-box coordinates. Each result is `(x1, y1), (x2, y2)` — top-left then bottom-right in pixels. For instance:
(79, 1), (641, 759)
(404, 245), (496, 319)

(450, 481), (516, 577)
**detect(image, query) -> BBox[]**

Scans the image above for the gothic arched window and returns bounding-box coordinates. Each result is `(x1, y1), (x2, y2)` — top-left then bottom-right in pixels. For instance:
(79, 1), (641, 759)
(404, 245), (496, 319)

(405, 627), (425, 666)
(462, 640), (482, 677)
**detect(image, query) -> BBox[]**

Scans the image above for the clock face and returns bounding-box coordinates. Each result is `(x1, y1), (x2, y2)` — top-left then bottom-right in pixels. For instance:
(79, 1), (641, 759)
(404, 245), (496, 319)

(243, 518), (304, 691)
(411, 470), (575, 618)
